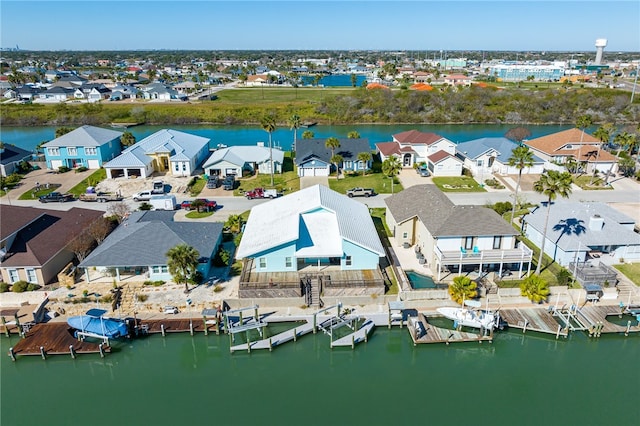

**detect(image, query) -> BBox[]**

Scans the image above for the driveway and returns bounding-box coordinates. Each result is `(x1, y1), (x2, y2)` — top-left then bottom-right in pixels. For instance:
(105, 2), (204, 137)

(300, 176), (329, 189)
(397, 168), (432, 188)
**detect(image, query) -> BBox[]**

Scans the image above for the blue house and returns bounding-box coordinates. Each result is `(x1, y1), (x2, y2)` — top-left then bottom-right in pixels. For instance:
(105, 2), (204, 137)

(295, 138), (372, 177)
(236, 185), (386, 299)
(43, 125), (123, 170)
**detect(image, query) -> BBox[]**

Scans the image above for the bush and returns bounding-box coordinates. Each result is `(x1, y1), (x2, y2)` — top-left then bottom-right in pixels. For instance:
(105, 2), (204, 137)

(143, 280), (165, 287)
(213, 284), (223, 293)
(26, 283), (41, 291)
(58, 166), (71, 173)
(188, 270), (203, 285)
(0, 282), (10, 293)
(214, 247), (231, 266)
(11, 280), (29, 293)
(136, 294), (148, 302)
(4, 173), (22, 185)
(490, 201), (513, 216)
(139, 202), (153, 211)
(75, 166), (88, 173)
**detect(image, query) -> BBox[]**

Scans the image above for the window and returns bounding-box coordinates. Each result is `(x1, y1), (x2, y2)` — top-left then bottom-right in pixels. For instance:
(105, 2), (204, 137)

(403, 232), (408, 239)
(67, 147), (77, 156)
(464, 237), (474, 250)
(85, 147), (97, 155)
(26, 269), (37, 283)
(346, 256), (352, 266)
(175, 163), (180, 171)
(344, 161), (351, 169)
(151, 266), (168, 274)
(259, 257), (267, 268)
(477, 159), (484, 167)
(182, 163), (187, 171)
(285, 257), (292, 268)
(493, 236), (502, 250)
(47, 147), (60, 156)
(8, 269), (19, 283)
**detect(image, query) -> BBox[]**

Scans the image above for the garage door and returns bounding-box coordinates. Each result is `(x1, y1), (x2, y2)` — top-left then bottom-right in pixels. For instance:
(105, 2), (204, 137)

(50, 160), (62, 170)
(87, 160), (100, 169)
(301, 167), (328, 177)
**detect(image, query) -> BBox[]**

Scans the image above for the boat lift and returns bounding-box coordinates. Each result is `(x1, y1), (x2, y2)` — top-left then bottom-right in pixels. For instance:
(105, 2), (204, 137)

(223, 305), (268, 344)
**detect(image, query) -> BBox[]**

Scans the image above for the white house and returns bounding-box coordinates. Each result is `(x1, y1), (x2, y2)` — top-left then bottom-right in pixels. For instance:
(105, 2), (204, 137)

(375, 130), (457, 169)
(426, 150), (464, 177)
(201, 145), (284, 177)
(456, 137), (546, 178)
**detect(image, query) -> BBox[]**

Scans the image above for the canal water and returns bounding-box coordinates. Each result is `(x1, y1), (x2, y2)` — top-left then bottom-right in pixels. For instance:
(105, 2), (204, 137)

(1, 328), (637, 426)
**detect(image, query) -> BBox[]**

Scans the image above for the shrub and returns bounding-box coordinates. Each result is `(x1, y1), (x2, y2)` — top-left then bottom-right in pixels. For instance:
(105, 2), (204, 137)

(4, 173), (22, 185)
(213, 284), (223, 293)
(520, 274), (550, 303)
(491, 201), (513, 216)
(99, 294), (114, 303)
(75, 166), (88, 173)
(11, 280), (29, 293)
(188, 270), (203, 285)
(58, 166), (71, 173)
(143, 280), (165, 287)
(214, 247), (231, 266)
(26, 283), (41, 291)
(136, 294), (148, 302)
(0, 282), (10, 293)
(139, 202), (153, 211)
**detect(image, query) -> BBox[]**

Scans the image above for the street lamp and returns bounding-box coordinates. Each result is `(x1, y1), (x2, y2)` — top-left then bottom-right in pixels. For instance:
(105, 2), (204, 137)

(3, 187), (10, 206)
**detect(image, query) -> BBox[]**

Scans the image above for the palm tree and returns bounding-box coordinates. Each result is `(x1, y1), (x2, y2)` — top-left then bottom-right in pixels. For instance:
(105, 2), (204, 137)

(507, 145), (535, 224)
(347, 131), (361, 139)
(448, 276), (478, 305)
(589, 123), (614, 185)
(325, 137), (341, 174)
(575, 115), (593, 174)
(357, 151), (372, 176)
(190, 199), (206, 213)
(532, 170), (573, 274)
(382, 156), (402, 193)
(302, 130), (315, 139)
(564, 157), (579, 174)
(120, 131), (136, 147)
(260, 114), (277, 186)
(288, 114), (301, 153)
(331, 154), (343, 175)
(519, 274), (550, 303)
(225, 214), (243, 234)
(166, 244), (200, 293)
(613, 131), (633, 156)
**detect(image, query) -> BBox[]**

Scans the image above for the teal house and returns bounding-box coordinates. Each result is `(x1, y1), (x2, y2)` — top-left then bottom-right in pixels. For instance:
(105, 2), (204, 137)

(43, 125), (123, 170)
(236, 185), (386, 300)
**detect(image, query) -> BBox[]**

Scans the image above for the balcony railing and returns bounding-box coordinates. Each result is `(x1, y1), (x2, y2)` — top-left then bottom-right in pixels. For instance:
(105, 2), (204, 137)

(436, 245), (533, 265)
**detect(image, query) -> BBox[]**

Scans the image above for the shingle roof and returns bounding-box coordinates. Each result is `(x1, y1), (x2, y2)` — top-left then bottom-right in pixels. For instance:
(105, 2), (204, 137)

(456, 137), (545, 164)
(1, 144), (32, 165)
(524, 128), (600, 155)
(295, 138), (371, 165)
(79, 211), (223, 267)
(385, 185), (516, 237)
(427, 150), (457, 164)
(375, 141), (402, 156)
(237, 184), (384, 258)
(202, 146), (285, 169)
(393, 130), (443, 145)
(43, 125), (122, 148)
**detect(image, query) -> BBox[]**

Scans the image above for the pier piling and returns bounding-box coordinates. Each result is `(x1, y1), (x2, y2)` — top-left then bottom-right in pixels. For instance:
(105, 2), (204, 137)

(203, 316), (208, 336)
(161, 324), (165, 336)
(1, 316), (9, 337)
(625, 320), (631, 336)
(189, 320), (193, 336)
(293, 328), (297, 342)
(99, 343), (105, 358)
(9, 347), (16, 361)
(69, 345), (76, 359)
(39, 346), (46, 360)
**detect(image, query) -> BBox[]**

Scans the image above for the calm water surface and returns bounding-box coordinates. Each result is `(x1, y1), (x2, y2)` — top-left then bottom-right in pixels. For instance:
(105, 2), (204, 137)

(1, 328), (637, 426)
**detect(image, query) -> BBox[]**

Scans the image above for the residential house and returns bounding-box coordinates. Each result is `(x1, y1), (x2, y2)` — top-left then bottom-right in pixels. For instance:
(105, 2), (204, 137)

(141, 83), (186, 101)
(43, 125), (123, 170)
(79, 211), (223, 282)
(38, 86), (73, 102)
(15, 85), (41, 101)
(295, 138), (372, 177)
(174, 81), (197, 94)
(443, 74), (473, 86)
(376, 130), (462, 176)
(236, 184), (386, 298)
(245, 74), (269, 86)
(51, 74), (88, 88)
(522, 201), (640, 267)
(104, 129), (209, 179)
(202, 145), (284, 177)
(1, 144), (32, 177)
(109, 84), (139, 100)
(524, 128), (618, 174)
(385, 185), (532, 280)
(456, 137), (546, 179)
(0, 206), (103, 285)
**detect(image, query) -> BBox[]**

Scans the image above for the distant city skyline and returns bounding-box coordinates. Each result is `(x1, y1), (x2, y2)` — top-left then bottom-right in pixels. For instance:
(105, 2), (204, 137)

(1, 1), (639, 52)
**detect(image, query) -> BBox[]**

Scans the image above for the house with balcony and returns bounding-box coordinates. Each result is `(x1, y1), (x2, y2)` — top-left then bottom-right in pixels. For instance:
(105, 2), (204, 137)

(456, 137), (545, 178)
(295, 138), (372, 177)
(236, 184), (386, 300)
(385, 185), (532, 280)
(42, 125), (123, 170)
(79, 211), (223, 283)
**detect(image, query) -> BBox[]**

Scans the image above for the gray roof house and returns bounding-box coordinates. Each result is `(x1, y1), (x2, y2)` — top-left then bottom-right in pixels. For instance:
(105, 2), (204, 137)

(295, 138), (372, 177)
(385, 185), (532, 280)
(104, 129), (210, 179)
(202, 145), (285, 177)
(1, 144), (32, 177)
(79, 211), (224, 283)
(455, 137), (546, 178)
(42, 125), (123, 170)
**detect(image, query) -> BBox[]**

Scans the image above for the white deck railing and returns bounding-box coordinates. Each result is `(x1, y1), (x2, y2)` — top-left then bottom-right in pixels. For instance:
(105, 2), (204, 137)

(436, 245), (533, 265)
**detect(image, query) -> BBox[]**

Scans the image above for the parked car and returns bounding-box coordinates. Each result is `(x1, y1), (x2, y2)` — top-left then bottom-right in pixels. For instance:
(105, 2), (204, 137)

(244, 188), (278, 199)
(39, 192), (75, 203)
(133, 190), (153, 202)
(152, 180), (165, 194)
(346, 187), (375, 197)
(164, 306), (179, 314)
(206, 176), (219, 189)
(222, 175), (235, 191)
(180, 198), (217, 211)
(416, 165), (430, 177)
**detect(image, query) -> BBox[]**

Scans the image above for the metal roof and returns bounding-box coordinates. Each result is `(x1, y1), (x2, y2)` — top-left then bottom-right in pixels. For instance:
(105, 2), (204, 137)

(456, 137), (545, 164)
(202, 146), (285, 169)
(43, 125), (122, 148)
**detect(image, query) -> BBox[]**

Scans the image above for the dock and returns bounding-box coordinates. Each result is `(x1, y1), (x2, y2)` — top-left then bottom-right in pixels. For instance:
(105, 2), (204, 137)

(140, 318), (218, 335)
(229, 321), (314, 353)
(331, 319), (375, 348)
(407, 313), (493, 345)
(499, 307), (568, 338)
(9, 323), (110, 359)
(569, 305), (640, 337)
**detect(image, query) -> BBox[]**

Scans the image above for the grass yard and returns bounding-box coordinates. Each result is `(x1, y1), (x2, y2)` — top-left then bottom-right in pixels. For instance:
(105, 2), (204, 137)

(18, 183), (61, 200)
(614, 263), (640, 286)
(235, 155), (300, 195)
(185, 211), (214, 219)
(328, 172), (402, 195)
(432, 176), (486, 192)
(572, 175), (613, 190)
(67, 168), (107, 196)
(216, 87), (358, 105)
(188, 176), (206, 196)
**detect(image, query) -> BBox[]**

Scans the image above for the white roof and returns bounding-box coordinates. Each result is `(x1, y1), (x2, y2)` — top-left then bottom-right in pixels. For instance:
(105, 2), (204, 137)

(236, 184), (384, 258)
(202, 145), (284, 169)
(43, 125), (122, 148)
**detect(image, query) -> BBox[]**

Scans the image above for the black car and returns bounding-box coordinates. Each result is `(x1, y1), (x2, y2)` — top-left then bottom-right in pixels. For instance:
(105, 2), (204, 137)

(38, 192), (74, 203)
(222, 175), (235, 190)
(206, 176), (219, 189)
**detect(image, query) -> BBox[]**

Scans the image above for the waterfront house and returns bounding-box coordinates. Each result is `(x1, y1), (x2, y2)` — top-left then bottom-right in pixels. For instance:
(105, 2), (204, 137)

(295, 138), (372, 177)
(385, 185), (532, 280)
(141, 82), (186, 101)
(375, 130), (462, 176)
(236, 184), (386, 299)
(201, 145), (284, 177)
(0, 206), (103, 285)
(104, 129), (209, 179)
(456, 137), (545, 178)
(38, 86), (73, 102)
(522, 201), (640, 267)
(79, 211), (223, 283)
(42, 125), (123, 170)
(523, 128), (618, 174)
(0, 144), (32, 177)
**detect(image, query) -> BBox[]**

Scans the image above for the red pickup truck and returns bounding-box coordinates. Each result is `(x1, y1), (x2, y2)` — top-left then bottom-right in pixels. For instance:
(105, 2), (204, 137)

(180, 198), (217, 211)
(244, 188), (278, 199)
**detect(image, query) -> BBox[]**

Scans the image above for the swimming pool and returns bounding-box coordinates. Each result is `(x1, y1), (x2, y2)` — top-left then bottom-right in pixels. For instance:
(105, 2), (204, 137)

(406, 271), (437, 289)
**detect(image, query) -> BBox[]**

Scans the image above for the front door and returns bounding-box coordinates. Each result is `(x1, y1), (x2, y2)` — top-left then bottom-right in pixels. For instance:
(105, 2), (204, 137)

(403, 154), (412, 166)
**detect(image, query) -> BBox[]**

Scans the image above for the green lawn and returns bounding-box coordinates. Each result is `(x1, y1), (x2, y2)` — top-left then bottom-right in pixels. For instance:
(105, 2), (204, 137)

(67, 168), (107, 196)
(572, 175), (613, 190)
(328, 172), (402, 195)
(18, 183), (61, 200)
(614, 263), (640, 286)
(188, 176), (206, 196)
(185, 211), (214, 219)
(432, 176), (486, 192)
(216, 87), (359, 105)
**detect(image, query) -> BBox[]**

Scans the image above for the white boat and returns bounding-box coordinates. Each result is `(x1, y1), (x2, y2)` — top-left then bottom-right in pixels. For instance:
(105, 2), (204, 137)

(437, 301), (497, 330)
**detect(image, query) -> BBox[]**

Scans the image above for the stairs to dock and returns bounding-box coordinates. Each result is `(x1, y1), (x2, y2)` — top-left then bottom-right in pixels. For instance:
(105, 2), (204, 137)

(117, 282), (144, 315)
(310, 277), (322, 309)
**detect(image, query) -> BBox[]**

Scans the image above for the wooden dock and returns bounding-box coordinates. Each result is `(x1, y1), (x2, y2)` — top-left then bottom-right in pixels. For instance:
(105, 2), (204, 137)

(230, 321), (314, 353)
(9, 323), (110, 359)
(139, 318), (218, 335)
(331, 319), (375, 348)
(572, 305), (640, 336)
(407, 313), (493, 345)
(499, 308), (568, 338)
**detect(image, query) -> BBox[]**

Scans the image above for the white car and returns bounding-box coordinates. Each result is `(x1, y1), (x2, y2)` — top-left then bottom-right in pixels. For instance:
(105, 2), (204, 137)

(133, 190), (153, 202)
(164, 306), (179, 314)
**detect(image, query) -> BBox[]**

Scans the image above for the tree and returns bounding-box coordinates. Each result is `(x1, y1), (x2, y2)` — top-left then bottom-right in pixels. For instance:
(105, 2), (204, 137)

(86, 217), (114, 245)
(350, 73), (357, 87)
(302, 130), (315, 139)
(120, 131), (136, 147)
(260, 114), (277, 186)
(55, 127), (73, 138)
(107, 201), (131, 224)
(564, 157), (579, 174)
(575, 115), (593, 173)
(504, 127), (531, 144)
(532, 170), (573, 274)
(448, 276), (478, 305)
(288, 114), (301, 153)
(347, 131), (361, 139)
(382, 156), (402, 193)
(507, 145), (535, 224)
(357, 151), (372, 175)
(190, 199), (206, 213)
(166, 244), (200, 293)
(325, 137), (341, 173)
(519, 275), (550, 303)
(225, 214), (243, 234)
(67, 231), (95, 263)
(590, 123), (614, 185)
(331, 154), (343, 174)
(615, 131), (638, 157)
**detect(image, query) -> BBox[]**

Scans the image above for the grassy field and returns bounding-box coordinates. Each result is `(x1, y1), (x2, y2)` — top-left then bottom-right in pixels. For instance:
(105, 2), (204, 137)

(328, 172), (402, 195)
(572, 175), (613, 190)
(215, 87), (356, 105)
(614, 263), (640, 286)
(67, 168), (107, 196)
(432, 176), (486, 192)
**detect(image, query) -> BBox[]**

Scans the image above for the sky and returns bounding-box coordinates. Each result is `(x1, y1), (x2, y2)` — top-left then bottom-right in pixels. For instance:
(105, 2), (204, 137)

(1, 0), (639, 52)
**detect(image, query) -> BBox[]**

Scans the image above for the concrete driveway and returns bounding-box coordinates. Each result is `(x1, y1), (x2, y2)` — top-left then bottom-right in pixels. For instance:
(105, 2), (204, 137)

(397, 168), (432, 188)
(300, 176), (329, 189)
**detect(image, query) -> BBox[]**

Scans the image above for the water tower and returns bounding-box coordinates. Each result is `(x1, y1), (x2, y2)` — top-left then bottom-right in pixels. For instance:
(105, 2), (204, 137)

(594, 38), (607, 65)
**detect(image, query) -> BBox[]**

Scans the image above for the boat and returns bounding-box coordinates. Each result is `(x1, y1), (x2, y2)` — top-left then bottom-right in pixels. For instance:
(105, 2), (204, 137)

(67, 308), (129, 339)
(437, 301), (498, 330)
